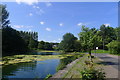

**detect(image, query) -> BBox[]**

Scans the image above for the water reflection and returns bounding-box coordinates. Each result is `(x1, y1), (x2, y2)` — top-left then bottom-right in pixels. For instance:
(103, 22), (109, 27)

(3, 59), (60, 79)
(37, 52), (60, 55)
(31, 52), (60, 55)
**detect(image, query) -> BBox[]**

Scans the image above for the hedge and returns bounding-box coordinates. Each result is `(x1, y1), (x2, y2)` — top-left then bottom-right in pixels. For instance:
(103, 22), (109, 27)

(106, 41), (120, 54)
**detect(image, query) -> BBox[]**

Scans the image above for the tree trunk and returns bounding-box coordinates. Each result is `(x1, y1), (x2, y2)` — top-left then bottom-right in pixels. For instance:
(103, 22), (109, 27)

(89, 49), (93, 63)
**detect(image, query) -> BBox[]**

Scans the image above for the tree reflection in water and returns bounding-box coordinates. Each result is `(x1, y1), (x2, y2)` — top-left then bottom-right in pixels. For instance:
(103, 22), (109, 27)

(3, 61), (37, 78)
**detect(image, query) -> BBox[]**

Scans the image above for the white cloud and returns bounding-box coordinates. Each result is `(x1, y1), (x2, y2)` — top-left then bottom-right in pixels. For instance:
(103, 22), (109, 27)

(13, 25), (33, 29)
(77, 23), (83, 26)
(28, 29), (32, 32)
(52, 40), (57, 43)
(29, 13), (33, 16)
(39, 39), (59, 43)
(77, 22), (88, 26)
(46, 28), (51, 31)
(45, 2), (52, 7)
(104, 23), (110, 27)
(13, 25), (24, 28)
(16, 0), (39, 5)
(58, 38), (62, 41)
(33, 5), (36, 8)
(59, 23), (63, 27)
(33, 5), (40, 9)
(40, 21), (45, 25)
(32, 5), (44, 15)
(36, 9), (44, 15)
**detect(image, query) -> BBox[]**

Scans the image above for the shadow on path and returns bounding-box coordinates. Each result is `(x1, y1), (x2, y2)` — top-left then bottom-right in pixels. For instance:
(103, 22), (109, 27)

(97, 61), (118, 66)
(99, 56), (114, 59)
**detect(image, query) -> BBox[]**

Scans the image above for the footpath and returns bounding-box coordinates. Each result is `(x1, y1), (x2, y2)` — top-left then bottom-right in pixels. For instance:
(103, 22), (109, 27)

(50, 53), (120, 80)
(92, 53), (120, 79)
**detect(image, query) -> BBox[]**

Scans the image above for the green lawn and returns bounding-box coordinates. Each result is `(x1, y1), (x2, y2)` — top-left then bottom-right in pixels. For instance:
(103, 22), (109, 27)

(91, 49), (120, 56)
(91, 49), (109, 53)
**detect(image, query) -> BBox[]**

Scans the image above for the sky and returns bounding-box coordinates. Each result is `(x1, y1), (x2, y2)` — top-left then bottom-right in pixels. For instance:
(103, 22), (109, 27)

(1, 1), (118, 43)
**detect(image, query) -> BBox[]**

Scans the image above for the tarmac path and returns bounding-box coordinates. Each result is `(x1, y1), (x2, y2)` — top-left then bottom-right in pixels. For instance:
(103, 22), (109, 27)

(92, 53), (120, 79)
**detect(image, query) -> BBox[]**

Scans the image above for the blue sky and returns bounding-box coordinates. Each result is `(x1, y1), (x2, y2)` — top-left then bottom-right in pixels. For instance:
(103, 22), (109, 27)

(2, 2), (118, 43)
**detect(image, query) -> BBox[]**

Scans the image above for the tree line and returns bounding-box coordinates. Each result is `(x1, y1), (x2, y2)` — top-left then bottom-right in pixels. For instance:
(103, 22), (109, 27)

(19, 31), (38, 49)
(1, 5), (39, 56)
(38, 41), (59, 50)
(58, 25), (120, 54)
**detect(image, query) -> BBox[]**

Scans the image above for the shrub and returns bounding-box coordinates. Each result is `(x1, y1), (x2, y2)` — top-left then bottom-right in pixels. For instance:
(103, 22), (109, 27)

(80, 68), (105, 80)
(91, 55), (95, 58)
(44, 74), (52, 80)
(84, 60), (91, 65)
(106, 41), (120, 54)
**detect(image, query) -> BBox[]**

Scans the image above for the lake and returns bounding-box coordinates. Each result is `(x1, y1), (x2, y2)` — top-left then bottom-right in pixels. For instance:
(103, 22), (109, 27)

(2, 52), (61, 79)
(2, 52), (81, 79)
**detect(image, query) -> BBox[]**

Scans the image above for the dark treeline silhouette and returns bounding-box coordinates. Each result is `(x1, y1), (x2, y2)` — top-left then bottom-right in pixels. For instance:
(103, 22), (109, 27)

(1, 4), (39, 56)
(19, 31), (38, 49)
(2, 27), (29, 56)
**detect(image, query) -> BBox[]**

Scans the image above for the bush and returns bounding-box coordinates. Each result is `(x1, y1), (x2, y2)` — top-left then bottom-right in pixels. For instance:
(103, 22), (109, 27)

(80, 68), (105, 80)
(44, 74), (52, 80)
(106, 41), (120, 54)
(91, 55), (95, 58)
(84, 60), (91, 65)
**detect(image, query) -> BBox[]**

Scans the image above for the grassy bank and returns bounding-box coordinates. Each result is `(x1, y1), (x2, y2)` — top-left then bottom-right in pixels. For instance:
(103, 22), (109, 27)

(62, 54), (88, 78)
(62, 54), (103, 78)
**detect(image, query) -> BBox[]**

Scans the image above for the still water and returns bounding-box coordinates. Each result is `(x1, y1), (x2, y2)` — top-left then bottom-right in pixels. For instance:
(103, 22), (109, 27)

(37, 52), (60, 55)
(2, 52), (60, 79)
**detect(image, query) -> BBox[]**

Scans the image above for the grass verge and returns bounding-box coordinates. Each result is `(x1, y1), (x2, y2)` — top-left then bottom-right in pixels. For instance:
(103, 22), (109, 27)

(92, 49), (120, 56)
(62, 54), (103, 79)
(91, 49), (109, 54)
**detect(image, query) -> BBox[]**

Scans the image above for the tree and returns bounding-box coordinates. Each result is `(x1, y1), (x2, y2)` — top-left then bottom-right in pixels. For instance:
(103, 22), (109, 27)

(1, 4), (28, 56)
(115, 26), (120, 41)
(78, 26), (101, 62)
(19, 31), (38, 49)
(1, 5), (10, 28)
(59, 33), (77, 52)
(44, 42), (53, 50)
(2, 27), (28, 56)
(99, 25), (116, 50)
(38, 41), (59, 50)
(99, 24), (107, 50)
(106, 41), (120, 54)
(38, 41), (45, 49)
(74, 40), (81, 52)
(28, 35), (35, 49)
